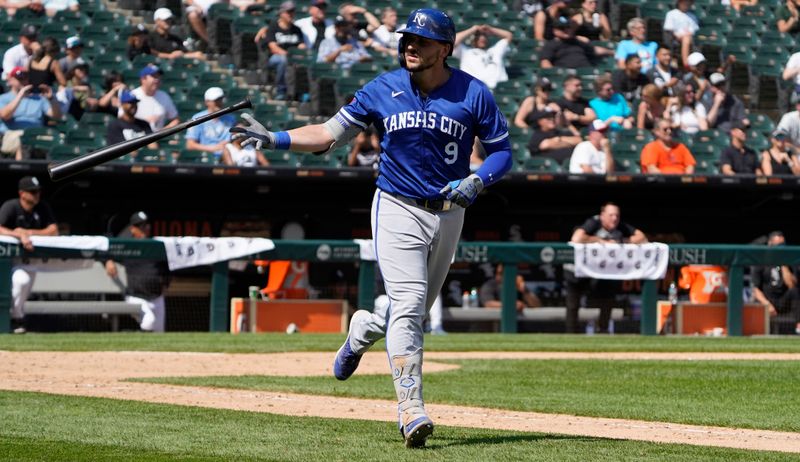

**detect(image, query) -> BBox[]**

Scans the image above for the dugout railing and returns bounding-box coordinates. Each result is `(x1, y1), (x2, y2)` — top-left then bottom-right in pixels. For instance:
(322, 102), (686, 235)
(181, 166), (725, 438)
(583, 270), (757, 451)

(2, 239), (800, 336)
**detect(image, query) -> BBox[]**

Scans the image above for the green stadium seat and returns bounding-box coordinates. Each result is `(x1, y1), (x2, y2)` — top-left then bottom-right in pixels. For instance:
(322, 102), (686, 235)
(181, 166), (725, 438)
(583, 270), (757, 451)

(263, 151), (297, 167)
(65, 129), (104, 150)
(52, 11), (91, 30)
(748, 113), (776, 135)
(48, 144), (82, 161)
(523, 156), (562, 173)
(21, 127), (62, 160)
(296, 152), (340, 168)
(177, 149), (215, 164)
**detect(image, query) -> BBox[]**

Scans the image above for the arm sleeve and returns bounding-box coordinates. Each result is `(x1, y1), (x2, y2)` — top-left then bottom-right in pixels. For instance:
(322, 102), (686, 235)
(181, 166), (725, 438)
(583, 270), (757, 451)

(474, 83), (512, 186)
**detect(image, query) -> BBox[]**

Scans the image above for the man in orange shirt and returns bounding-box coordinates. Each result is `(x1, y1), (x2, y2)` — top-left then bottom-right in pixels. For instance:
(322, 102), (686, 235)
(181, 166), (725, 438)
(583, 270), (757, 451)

(640, 119), (696, 174)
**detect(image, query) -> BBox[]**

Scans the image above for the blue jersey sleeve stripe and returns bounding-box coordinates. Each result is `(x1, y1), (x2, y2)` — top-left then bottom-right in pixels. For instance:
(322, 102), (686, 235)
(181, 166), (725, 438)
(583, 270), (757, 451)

(339, 109), (368, 129)
(480, 132), (509, 144)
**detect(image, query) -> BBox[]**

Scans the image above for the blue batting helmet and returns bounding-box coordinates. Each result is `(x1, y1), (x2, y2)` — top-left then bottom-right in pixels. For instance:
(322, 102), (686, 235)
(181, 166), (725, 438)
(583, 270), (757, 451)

(398, 8), (456, 67)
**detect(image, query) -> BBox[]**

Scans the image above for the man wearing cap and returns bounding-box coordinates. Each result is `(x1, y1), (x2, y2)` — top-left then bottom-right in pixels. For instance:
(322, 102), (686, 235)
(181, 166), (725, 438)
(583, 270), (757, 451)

(527, 108), (581, 163)
(556, 75), (597, 130)
(614, 18), (657, 74)
(127, 24), (152, 61)
(337, 3), (381, 41)
(105, 212), (171, 332)
(131, 64), (179, 131)
(0, 66), (61, 159)
(569, 119), (613, 173)
(750, 231), (800, 335)
(186, 87), (237, 159)
(453, 24), (513, 90)
(640, 118), (696, 174)
(256, 1), (307, 100)
(540, 16), (613, 69)
(0, 176), (58, 333)
(720, 121), (761, 175)
(2, 25), (39, 81)
(317, 15), (371, 69)
(58, 35), (84, 75)
(149, 8), (206, 60)
(777, 92), (800, 148)
(707, 72), (748, 133)
(295, 0), (335, 52)
(106, 90), (155, 154)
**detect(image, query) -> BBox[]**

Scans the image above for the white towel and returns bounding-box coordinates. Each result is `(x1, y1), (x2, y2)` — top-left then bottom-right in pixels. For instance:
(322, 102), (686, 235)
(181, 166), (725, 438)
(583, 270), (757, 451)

(0, 235), (109, 251)
(155, 237), (275, 271)
(570, 242), (669, 280)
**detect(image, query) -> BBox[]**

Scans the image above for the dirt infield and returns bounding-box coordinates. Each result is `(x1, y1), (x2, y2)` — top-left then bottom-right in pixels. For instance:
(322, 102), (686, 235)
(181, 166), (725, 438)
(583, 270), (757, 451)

(1, 350), (800, 453)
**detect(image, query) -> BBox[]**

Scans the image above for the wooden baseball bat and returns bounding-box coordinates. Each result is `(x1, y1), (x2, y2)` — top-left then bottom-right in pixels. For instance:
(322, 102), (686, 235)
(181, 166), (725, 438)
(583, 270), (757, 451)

(48, 98), (253, 182)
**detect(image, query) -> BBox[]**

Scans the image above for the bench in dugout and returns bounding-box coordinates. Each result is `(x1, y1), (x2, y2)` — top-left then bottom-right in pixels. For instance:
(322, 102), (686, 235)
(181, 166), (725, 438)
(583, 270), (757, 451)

(25, 261), (141, 332)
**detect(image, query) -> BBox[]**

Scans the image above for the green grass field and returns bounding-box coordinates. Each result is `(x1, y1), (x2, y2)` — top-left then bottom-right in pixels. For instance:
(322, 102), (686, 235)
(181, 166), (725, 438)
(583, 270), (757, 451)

(2, 333), (799, 461)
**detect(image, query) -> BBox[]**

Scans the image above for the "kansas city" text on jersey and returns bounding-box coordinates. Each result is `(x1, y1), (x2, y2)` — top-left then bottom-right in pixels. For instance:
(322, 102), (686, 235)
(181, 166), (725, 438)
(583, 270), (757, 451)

(382, 111), (468, 140)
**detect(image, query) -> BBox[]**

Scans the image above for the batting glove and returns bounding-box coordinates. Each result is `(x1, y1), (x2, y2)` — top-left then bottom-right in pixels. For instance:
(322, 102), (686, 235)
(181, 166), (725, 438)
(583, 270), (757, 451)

(229, 113), (276, 150)
(439, 174), (484, 208)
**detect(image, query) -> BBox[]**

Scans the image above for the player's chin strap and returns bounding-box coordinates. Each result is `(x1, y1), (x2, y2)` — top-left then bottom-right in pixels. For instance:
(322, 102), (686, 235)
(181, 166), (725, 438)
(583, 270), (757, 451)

(390, 352), (427, 424)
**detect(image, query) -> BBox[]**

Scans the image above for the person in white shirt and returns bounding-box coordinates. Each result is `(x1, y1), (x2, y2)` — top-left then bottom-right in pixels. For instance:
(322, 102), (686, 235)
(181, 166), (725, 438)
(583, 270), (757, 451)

(370, 7), (402, 57)
(569, 119), (613, 173)
(663, 0), (699, 68)
(783, 51), (800, 92)
(130, 64), (179, 131)
(777, 92), (800, 149)
(2, 25), (39, 81)
(453, 24), (512, 90)
(295, 0), (334, 51)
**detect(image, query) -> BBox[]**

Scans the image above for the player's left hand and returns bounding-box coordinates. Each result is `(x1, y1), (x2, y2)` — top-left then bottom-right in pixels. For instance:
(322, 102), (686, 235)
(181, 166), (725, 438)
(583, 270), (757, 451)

(439, 174), (484, 208)
(229, 113), (276, 150)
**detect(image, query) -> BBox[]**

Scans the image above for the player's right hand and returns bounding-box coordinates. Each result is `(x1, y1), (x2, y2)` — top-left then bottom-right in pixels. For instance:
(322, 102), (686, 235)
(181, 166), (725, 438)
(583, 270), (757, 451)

(230, 113), (276, 150)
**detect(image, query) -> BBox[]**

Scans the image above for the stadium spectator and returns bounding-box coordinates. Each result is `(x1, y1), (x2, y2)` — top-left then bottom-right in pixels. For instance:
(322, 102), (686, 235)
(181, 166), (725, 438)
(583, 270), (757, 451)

(589, 75), (633, 130)
(761, 129), (800, 176)
(667, 82), (707, 135)
(0, 176), (59, 334)
(127, 24), (151, 61)
(336, 3), (380, 45)
(0, 67), (61, 160)
(2, 25), (39, 81)
(1, 0), (34, 15)
(27, 37), (66, 89)
(256, 2), (307, 100)
(347, 126), (380, 168)
(567, 202), (647, 333)
(720, 121), (761, 175)
(640, 119), (696, 174)
(533, 0), (568, 40)
(682, 51), (711, 107)
(637, 83), (666, 130)
(186, 87), (237, 160)
(56, 60), (97, 120)
(222, 123), (269, 166)
(612, 54), (649, 102)
(571, 0), (611, 41)
(777, 92), (800, 147)
(649, 46), (680, 97)
(615, 18), (657, 74)
(131, 64), (179, 131)
(230, 0), (265, 12)
(783, 48), (800, 93)
(725, 0), (757, 11)
(370, 6), (401, 57)
(555, 75), (597, 130)
(184, 0), (219, 45)
(105, 211), (171, 333)
(527, 108), (581, 163)
(515, 0), (544, 20)
(453, 24), (512, 90)
(95, 71), (126, 116)
(58, 36), (84, 76)
(706, 73), (748, 133)
(777, 0), (800, 34)
(568, 119), (613, 174)
(750, 231), (800, 334)
(479, 263), (542, 311)
(40, 0), (78, 16)
(540, 16), (612, 69)
(105, 89), (156, 156)
(149, 8), (206, 60)
(317, 16), (371, 69)
(514, 77), (561, 129)
(296, 0), (334, 52)
(664, 0), (700, 68)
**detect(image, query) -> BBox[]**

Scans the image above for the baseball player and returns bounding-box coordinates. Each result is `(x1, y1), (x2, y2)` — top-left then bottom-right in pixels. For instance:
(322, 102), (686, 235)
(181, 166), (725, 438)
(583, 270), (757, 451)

(231, 8), (512, 448)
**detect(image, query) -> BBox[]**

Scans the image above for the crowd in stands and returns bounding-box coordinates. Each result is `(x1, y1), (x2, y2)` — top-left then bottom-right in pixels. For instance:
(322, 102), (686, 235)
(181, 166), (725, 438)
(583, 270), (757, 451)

(0, 0), (800, 174)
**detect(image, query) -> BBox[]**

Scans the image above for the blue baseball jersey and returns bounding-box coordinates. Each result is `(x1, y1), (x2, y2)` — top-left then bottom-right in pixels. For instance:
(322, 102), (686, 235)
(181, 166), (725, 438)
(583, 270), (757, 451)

(336, 67), (510, 200)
